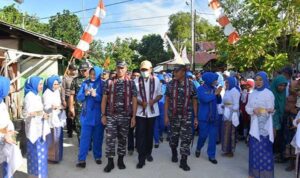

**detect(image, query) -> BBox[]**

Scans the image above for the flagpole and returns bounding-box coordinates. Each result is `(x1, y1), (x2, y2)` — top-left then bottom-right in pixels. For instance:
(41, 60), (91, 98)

(64, 56), (75, 76)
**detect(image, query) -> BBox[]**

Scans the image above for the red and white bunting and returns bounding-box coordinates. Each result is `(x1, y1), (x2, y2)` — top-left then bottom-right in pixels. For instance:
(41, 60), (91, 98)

(208, 0), (240, 44)
(73, 0), (106, 59)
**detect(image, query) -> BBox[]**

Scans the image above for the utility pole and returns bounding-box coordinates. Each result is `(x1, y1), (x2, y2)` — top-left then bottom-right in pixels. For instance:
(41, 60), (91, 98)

(82, 0), (86, 28)
(191, 0), (195, 71)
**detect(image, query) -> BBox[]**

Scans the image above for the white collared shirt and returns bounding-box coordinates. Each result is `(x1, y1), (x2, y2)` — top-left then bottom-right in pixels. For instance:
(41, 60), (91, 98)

(135, 76), (162, 118)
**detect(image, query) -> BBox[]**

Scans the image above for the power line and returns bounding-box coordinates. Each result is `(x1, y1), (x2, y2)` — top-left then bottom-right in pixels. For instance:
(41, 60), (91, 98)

(102, 15), (170, 24)
(39, 0), (134, 20)
(99, 23), (167, 31)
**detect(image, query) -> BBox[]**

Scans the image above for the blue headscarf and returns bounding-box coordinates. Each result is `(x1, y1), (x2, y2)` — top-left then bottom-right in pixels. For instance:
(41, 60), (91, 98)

(226, 76), (240, 91)
(0, 76), (10, 103)
(24, 76), (42, 96)
(202, 72), (219, 88)
(255, 71), (270, 91)
(186, 71), (193, 78)
(157, 74), (165, 81)
(90, 66), (103, 81)
(43, 75), (61, 93)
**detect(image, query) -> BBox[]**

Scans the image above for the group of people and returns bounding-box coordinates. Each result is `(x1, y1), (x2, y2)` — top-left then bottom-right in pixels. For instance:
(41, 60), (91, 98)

(1, 58), (300, 178)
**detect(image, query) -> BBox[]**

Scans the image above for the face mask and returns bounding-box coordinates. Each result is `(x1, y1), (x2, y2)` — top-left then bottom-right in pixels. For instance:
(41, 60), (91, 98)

(141, 71), (150, 78)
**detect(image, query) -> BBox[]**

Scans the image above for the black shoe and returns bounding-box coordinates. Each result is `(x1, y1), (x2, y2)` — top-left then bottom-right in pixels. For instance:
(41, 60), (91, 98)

(104, 158), (114, 173)
(154, 144), (159, 148)
(76, 162), (86, 168)
(147, 155), (153, 162)
(95, 159), (102, 165)
(136, 162), (145, 169)
(171, 148), (178, 163)
(195, 150), (201, 158)
(179, 155), (190, 171)
(209, 158), (218, 164)
(117, 156), (126, 169)
(159, 137), (163, 142)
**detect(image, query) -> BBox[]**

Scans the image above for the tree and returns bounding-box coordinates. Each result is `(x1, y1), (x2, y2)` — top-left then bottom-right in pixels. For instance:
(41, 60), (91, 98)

(0, 4), (49, 35)
(88, 39), (106, 66)
(137, 34), (171, 66)
(168, 12), (217, 52)
(104, 37), (139, 71)
(216, 0), (300, 73)
(48, 10), (83, 45)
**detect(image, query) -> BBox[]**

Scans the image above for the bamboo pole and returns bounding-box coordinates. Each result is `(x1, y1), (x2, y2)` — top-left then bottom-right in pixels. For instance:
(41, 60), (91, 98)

(64, 56), (75, 76)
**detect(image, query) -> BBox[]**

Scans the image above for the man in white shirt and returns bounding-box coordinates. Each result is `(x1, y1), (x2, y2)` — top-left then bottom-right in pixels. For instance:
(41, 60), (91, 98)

(135, 60), (162, 169)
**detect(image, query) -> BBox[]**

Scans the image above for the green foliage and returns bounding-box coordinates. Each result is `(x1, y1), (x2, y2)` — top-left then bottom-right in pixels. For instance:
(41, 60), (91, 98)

(48, 10), (83, 45)
(216, 0), (300, 73)
(0, 4), (49, 35)
(88, 40), (105, 66)
(168, 12), (217, 52)
(137, 34), (171, 66)
(104, 38), (139, 71)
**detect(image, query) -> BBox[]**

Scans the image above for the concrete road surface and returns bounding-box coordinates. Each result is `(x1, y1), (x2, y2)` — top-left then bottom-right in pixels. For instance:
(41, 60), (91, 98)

(12, 134), (294, 178)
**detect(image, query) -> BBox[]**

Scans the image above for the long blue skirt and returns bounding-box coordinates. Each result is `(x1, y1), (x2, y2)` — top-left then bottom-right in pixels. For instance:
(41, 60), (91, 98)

(27, 138), (48, 178)
(47, 127), (63, 162)
(1, 162), (11, 178)
(249, 136), (274, 178)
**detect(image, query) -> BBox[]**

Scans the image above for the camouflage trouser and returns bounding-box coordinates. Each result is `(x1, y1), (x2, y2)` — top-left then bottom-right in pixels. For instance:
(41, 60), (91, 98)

(74, 108), (82, 142)
(105, 114), (130, 158)
(169, 114), (192, 156)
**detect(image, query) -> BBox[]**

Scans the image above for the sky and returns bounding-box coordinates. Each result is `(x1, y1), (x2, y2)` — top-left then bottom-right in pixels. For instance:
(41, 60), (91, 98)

(0, 0), (216, 43)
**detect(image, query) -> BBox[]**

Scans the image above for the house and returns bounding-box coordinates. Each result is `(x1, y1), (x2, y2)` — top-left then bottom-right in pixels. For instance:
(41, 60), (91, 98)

(0, 20), (75, 120)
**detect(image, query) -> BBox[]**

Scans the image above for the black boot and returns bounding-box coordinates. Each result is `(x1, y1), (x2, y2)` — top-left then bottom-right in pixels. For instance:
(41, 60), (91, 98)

(104, 158), (114, 173)
(118, 156), (126, 169)
(76, 161), (86, 168)
(171, 148), (178, 163)
(179, 155), (190, 171)
(136, 156), (145, 169)
(195, 150), (201, 158)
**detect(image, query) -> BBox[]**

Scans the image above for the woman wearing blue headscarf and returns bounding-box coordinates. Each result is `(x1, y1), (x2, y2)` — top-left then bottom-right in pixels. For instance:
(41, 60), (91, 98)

(221, 77), (241, 157)
(76, 66), (104, 168)
(43, 75), (66, 163)
(0, 76), (23, 178)
(23, 76), (50, 178)
(196, 72), (222, 164)
(246, 71), (275, 178)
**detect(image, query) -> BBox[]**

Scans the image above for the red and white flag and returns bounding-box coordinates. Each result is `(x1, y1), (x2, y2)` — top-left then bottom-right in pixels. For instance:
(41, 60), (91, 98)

(208, 0), (240, 44)
(73, 0), (106, 59)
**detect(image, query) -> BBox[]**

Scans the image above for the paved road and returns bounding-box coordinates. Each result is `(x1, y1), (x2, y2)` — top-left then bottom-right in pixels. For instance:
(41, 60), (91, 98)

(13, 134), (294, 178)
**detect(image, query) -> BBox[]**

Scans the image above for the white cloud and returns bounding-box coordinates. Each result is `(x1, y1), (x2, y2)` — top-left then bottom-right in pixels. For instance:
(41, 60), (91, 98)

(98, 0), (216, 43)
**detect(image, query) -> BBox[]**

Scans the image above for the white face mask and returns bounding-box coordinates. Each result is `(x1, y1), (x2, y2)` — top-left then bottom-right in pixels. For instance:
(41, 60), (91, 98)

(141, 71), (150, 78)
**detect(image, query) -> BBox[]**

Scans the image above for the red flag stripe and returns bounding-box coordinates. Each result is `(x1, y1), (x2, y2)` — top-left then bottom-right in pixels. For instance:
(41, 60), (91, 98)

(73, 49), (85, 60)
(217, 15), (230, 27)
(90, 15), (101, 27)
(228, 31), (240, 44)
(81, 32), (93, 44)
(99, 0), (105, 10)
(209, 0), (220, 10)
